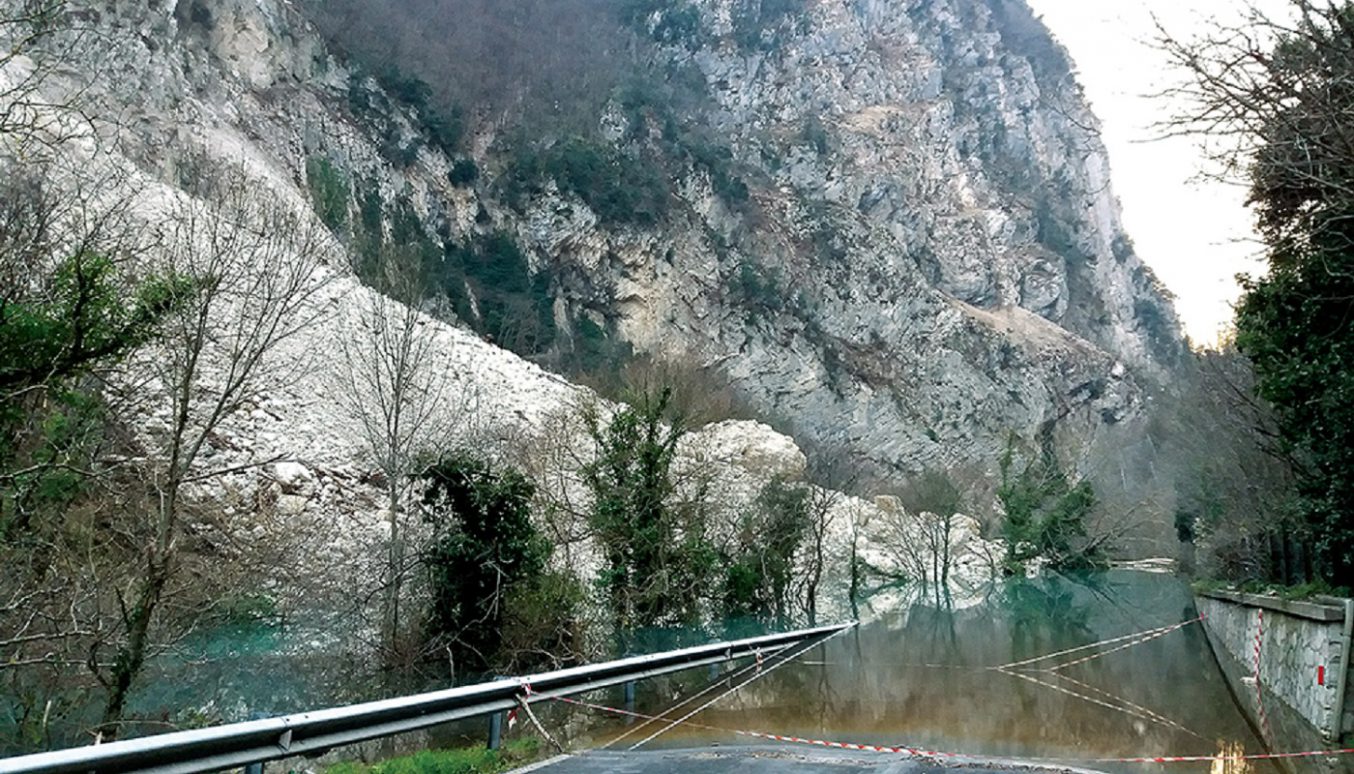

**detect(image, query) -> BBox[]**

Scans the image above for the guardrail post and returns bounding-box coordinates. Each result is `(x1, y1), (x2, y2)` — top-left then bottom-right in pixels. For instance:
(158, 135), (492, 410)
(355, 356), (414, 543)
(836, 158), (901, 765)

(487, 710), (503, 750)
(243, 712), (265, 774)
(623, 681), (636, 725)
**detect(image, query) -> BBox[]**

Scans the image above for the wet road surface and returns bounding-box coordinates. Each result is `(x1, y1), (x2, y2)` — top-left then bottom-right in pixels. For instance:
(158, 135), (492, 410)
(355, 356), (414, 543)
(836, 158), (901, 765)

(517, 746), (1109, 773)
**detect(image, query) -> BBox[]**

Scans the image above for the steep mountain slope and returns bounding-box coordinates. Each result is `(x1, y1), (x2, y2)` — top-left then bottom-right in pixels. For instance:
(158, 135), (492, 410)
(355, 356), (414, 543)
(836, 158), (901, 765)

(61, 0), (1180, 491)
(523, 0), (1185, 479)
(305, 0), (1184, 485)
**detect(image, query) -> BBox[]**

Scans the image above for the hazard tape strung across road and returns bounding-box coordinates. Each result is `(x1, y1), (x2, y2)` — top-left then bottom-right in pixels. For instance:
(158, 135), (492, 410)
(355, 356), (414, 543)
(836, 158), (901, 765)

(999, 668), (1204, 739)
(803, 616), (1208, 673)
(599, 639), (801, 750)
(1036, 670), (1204, 740)
(802, 616), (1209, 736)
(997, 615), (1205, 671)
(552, 692), (1354, 765)
(1041, 617), (1203, 672)
(626, 624), (855, 750)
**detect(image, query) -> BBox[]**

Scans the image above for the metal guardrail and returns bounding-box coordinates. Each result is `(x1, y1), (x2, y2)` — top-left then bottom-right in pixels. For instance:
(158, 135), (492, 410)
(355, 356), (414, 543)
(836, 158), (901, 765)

(0, 622), (852, 774)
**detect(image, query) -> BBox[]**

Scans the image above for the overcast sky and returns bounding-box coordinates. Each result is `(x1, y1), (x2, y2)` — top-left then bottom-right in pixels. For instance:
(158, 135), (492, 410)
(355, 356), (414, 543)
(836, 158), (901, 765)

(1024, 0), (1284, 344)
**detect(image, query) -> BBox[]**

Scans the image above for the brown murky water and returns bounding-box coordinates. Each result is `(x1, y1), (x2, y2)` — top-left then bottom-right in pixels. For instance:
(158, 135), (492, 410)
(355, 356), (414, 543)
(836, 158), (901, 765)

(566, 571), (1276, 774)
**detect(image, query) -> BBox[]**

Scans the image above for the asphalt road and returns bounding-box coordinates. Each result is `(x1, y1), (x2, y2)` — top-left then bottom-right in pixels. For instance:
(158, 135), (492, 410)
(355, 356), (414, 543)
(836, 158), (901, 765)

(513, 746), (1107, 773)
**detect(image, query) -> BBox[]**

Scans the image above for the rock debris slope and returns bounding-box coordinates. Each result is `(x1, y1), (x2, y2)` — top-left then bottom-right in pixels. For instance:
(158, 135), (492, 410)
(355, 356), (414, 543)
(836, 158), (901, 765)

(33, 0), (1181, 510)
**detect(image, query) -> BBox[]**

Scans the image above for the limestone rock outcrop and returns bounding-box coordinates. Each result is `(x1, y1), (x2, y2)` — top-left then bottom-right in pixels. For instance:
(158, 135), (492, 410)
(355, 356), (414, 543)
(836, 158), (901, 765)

(25, 0), (1182, 506)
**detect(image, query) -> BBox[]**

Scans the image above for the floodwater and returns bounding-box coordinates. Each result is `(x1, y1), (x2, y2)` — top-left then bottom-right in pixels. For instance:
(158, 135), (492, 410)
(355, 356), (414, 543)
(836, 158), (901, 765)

(565, 571), (1274, 774)
(2, 571), (1278, 774)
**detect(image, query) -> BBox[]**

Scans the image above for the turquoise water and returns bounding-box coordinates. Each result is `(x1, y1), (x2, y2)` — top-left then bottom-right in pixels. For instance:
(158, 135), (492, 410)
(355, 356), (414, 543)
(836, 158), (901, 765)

(3, 571), (1277, 773)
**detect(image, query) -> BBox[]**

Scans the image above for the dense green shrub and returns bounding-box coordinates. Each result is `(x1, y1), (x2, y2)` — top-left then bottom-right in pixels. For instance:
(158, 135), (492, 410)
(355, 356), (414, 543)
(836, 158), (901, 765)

(722, 476), (810, 625)
(613, 75), (751, 211)
(440, 233), (557, 355)
(370, 65), (464, 152)
(998, 440), (1101, 574)
(421, 453), (550, 673)
(2, 254), (189, 542)
(421, 108), (465, 153)
(380, 129), (422, 169)
(448, 158), (479, 187)
(305, 156), (350, 235)
(731, 262), (784, 316)
(582, 387), (716, 632)
(571, 314), (634, 377)
(502, 137), (671, 227)
(376, 66), (432, 109)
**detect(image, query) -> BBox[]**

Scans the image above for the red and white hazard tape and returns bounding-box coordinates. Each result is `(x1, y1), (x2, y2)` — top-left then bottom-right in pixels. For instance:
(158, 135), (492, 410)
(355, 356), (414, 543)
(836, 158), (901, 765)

(545, 614), (1337, 766)
(1000, 668), (1203, 739)
(599, 639), (802, 750)
(626, 625), (854, 750)
(803, 616), (1207, 673)
(1254, 608), (1275, 742)
(1042, 616), (1204, 672)
(997, 615), (1205, 672)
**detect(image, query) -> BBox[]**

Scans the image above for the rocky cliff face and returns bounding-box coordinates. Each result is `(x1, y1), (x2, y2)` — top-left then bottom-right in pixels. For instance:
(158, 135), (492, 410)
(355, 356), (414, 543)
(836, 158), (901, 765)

(50, 0), (1181, 495)
(511, 0), (1183, 481)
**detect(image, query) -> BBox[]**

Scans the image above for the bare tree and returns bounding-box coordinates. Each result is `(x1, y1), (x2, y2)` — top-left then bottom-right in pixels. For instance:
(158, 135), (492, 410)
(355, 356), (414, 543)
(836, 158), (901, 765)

(331, 252), (466, 660)
(91, 162), (336, 735)
(505, 402), (594, 569)
(898, 470), (964, 594)
(0, 155), (175, 749)
(1156, 3), (1332, 172)
(798, 485), (840, 627)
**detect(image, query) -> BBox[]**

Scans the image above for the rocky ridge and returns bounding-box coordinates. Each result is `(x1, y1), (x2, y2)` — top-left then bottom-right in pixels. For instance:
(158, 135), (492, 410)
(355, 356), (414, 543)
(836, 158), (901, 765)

(17, 0), (1179, 551)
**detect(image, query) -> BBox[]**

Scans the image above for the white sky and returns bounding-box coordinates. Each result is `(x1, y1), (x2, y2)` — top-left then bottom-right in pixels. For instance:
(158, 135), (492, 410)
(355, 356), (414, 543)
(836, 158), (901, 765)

(1024, 0), (1283, 344)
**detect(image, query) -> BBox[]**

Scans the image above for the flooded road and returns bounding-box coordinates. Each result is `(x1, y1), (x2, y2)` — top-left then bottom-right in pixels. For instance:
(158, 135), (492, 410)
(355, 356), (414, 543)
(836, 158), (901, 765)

(567, 571), (1272, 773)
(4, 570), (1274, 772)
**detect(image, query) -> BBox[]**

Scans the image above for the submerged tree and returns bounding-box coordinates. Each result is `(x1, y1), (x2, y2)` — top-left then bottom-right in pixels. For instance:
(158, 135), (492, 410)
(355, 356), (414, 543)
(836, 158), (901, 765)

(722, 475), (810, 627)
(581, 387), (715, 634)
(332, 254), (461, 662)
(998, 439), (1100, 574)
(0, 164), (184, 751)
(93, 164), (334, 734)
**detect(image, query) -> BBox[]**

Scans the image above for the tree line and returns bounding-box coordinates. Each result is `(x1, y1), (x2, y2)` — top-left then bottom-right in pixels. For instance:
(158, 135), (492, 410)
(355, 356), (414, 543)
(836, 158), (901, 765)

(1160, 0), (1354, 589)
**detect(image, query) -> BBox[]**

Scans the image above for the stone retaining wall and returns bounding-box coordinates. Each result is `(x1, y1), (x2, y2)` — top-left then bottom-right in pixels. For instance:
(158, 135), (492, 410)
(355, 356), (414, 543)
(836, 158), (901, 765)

(1197, 591), (1354, 773)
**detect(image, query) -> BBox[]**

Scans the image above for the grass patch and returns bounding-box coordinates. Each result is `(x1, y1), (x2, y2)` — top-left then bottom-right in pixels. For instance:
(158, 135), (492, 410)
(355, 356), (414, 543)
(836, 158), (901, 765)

(1192, 579), (1353, 600)
(327, 738), (540, 774)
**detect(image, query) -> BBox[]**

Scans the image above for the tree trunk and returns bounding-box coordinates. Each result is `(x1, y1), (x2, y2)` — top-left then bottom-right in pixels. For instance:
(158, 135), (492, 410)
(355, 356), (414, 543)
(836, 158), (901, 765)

(806, 539), (823, 627)
(383, 479), (403, 659)
(941, 514), (952, 589)
(100, 555), (169, 738)
(847, 543), (860, 622)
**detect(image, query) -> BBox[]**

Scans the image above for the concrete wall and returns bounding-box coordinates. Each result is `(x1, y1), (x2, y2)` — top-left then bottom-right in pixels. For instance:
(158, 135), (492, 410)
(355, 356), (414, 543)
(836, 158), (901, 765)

(1197, 591), (1354, 773)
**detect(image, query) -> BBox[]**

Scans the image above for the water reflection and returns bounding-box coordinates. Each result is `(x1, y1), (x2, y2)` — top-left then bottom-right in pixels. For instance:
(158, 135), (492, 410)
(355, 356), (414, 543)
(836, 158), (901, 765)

(1213, 741), (1253, 774)
(13, 570), (1277, 773)
(573, 571), (1275, 774)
